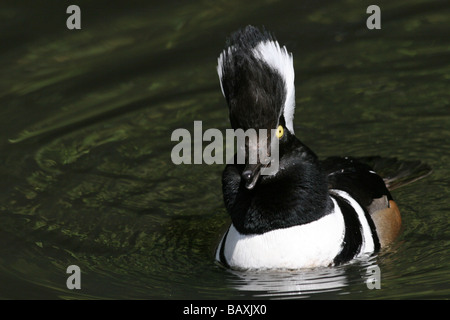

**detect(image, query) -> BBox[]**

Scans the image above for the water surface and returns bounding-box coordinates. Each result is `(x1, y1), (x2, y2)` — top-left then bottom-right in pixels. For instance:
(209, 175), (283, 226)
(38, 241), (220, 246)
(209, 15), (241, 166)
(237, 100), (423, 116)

(0, 0), (449, 299)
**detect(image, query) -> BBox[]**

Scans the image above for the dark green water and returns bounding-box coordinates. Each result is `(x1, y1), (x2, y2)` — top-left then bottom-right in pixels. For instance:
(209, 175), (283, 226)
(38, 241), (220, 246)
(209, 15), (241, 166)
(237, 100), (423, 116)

(0, 0), (449, 299)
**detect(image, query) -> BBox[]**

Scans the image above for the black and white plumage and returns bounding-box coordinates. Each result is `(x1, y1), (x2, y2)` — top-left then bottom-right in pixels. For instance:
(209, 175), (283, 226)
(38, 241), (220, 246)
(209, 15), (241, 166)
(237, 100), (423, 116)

(215, 26), (426, 269)
(217, 26), (295, 134)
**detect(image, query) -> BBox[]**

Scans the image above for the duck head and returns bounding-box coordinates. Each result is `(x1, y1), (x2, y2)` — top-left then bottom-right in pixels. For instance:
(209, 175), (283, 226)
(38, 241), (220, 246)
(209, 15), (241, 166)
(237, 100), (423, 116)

(217, 25), (296, 190)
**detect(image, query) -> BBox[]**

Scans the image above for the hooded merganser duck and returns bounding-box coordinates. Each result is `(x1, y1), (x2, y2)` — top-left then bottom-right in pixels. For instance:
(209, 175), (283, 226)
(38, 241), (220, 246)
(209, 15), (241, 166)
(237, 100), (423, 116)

(215, 26), (405, 269)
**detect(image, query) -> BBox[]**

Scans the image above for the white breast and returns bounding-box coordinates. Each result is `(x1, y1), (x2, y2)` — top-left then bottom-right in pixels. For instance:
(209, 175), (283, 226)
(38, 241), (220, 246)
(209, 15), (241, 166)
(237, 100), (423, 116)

(216, 198), (346, 269)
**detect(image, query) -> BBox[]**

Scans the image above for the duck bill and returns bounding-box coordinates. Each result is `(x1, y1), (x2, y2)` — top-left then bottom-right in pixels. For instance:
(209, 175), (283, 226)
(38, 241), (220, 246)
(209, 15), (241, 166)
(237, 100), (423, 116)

(239, 128), (275, 190)
(242, 163), (262, 190)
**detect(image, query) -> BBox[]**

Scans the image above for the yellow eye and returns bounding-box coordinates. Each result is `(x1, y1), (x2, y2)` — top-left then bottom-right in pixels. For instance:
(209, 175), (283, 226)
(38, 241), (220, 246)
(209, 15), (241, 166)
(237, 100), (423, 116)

(276, 125), (284, 139)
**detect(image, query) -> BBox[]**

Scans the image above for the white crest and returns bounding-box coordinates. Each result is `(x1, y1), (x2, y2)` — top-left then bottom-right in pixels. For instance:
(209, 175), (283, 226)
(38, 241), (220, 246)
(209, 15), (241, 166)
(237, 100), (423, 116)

(252, 40), (296, 134)
(217, 39), (296, 134)
(217, 46), (233, 98)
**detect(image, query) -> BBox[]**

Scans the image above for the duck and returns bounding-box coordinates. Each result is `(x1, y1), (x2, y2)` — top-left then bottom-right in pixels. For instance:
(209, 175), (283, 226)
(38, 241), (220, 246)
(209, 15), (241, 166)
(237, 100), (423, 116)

(214, 25), (405, 270)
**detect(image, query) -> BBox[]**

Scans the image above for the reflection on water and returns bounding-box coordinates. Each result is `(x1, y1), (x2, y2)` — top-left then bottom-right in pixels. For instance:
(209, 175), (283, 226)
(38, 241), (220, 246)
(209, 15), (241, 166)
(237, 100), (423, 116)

(230, 266), (349, 298)
(0, 0), (449, 299)
(228, 256), (380, 299)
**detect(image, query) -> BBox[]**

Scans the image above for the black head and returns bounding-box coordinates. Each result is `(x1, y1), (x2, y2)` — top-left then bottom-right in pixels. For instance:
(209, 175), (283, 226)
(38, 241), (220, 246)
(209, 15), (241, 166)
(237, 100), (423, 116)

(217, 26), (296, 189)
(218, 26), (295, 133)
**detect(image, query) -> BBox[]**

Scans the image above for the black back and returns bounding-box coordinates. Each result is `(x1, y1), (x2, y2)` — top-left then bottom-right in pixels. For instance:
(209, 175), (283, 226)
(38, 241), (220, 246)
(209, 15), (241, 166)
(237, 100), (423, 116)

(321, 156), (393, 206)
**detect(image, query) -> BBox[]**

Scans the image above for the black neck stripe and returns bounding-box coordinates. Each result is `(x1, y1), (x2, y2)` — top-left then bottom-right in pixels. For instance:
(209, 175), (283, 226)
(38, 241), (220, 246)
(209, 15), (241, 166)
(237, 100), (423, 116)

(332, 195), (363, 265)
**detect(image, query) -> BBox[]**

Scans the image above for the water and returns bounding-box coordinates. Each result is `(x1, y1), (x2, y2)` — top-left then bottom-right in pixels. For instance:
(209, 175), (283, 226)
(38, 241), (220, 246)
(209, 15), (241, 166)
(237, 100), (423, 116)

(0, 0), (449, 299)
